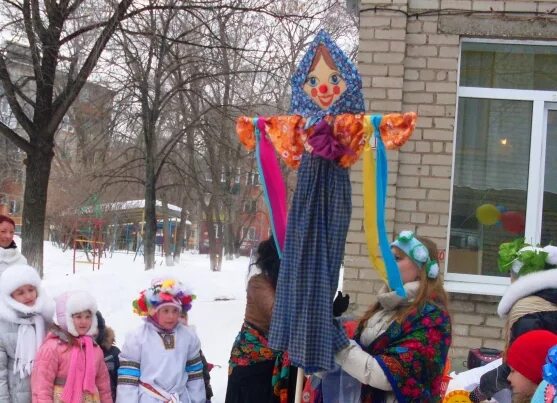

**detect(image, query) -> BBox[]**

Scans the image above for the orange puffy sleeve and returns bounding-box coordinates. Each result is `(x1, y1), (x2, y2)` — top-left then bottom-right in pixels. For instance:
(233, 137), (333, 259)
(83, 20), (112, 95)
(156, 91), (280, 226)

(236, 115), (306, 169)
(379, 112), (417, 150)
(333, 113), (371, 168)
(236, 117), (256, 151)
(264, 116), (306, 169)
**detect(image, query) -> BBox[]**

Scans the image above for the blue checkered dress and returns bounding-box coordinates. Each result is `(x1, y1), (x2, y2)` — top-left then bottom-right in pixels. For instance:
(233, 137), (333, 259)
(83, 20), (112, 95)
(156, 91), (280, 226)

(268, 152), (351, 373)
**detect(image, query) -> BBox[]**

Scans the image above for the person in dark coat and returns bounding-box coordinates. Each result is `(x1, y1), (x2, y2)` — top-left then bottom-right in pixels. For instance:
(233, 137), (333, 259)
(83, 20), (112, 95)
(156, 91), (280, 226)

(470, 242), (557, 402)
(96, 311), (120, 401)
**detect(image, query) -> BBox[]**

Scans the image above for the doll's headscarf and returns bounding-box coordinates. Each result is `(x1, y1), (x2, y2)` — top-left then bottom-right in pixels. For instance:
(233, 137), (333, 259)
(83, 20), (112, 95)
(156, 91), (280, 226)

(289, 30), (365, 125)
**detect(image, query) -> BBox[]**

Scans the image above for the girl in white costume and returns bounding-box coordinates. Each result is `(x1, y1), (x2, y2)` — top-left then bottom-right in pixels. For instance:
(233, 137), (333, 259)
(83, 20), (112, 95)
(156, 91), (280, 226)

(116, 278), (205, 403)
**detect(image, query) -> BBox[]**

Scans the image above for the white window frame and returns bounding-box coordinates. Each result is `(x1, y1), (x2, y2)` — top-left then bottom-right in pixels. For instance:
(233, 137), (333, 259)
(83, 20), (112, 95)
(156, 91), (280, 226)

(445, 37), (557, 296)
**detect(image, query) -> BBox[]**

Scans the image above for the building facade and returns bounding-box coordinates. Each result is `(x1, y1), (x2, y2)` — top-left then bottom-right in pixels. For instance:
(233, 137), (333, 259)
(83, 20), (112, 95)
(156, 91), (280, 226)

(348, 0), (557, 362)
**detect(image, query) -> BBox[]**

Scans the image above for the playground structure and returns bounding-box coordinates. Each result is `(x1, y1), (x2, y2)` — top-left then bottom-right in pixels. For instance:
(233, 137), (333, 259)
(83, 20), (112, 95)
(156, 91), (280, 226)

(71, 217), (105, 273)
(51, 199), (193, 271)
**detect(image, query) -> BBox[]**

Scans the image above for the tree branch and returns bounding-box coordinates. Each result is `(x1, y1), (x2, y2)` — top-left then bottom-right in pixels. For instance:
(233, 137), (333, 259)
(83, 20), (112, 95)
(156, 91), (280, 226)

(0, 54), (36, 137)
(0, 121), (33, 153)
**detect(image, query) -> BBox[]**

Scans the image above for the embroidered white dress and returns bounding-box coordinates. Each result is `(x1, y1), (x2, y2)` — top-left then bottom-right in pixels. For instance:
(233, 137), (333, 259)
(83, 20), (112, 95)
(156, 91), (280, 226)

(116, 320), (205, 403)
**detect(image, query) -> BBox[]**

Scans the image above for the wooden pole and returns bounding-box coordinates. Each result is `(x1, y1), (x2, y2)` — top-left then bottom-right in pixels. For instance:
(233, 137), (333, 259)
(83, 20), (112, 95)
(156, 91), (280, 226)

(294, 368), (305, 403)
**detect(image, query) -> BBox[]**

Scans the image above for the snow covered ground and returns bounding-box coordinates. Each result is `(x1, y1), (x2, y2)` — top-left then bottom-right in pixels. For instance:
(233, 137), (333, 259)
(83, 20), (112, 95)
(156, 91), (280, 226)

(41, 240), (249, 403)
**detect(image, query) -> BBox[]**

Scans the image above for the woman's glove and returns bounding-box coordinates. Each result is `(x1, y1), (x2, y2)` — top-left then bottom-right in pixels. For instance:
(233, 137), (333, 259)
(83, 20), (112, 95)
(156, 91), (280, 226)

(333, 291), (350, 317)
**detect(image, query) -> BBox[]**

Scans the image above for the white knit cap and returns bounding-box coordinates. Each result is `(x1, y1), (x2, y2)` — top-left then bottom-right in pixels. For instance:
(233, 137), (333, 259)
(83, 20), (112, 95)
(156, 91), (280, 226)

(54, 291), (98, 337)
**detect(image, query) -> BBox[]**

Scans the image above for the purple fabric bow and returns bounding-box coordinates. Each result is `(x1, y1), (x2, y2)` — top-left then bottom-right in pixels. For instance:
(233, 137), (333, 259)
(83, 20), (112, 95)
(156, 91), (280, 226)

(307, 119), (350, 160)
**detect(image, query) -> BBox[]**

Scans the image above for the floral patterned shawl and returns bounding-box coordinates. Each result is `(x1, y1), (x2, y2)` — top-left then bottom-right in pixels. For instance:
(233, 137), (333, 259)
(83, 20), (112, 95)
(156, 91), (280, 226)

(360, 302), (451, 402)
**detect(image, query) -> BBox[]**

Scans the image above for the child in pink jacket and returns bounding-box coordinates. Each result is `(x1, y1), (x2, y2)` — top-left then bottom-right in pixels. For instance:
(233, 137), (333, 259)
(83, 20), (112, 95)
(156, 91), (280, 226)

(31, 290), (112, 403)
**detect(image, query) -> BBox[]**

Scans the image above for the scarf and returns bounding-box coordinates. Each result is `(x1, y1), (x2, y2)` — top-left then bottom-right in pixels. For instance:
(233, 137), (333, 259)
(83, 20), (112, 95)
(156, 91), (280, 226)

(229, 321), (291, 402)
(61, 336), (97, 403)
(359, 302), (451, 403)
(13, 314), (45, 378)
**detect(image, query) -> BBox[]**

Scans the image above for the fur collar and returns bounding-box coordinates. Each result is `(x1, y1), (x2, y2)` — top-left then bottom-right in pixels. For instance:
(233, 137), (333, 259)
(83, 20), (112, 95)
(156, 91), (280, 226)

(498, 269), (557, 317)
(0, 247), (23, 264)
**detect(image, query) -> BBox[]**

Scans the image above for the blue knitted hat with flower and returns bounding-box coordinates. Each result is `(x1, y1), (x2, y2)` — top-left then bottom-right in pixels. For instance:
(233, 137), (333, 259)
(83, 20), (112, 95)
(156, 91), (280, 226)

(391, 230), (440, 279)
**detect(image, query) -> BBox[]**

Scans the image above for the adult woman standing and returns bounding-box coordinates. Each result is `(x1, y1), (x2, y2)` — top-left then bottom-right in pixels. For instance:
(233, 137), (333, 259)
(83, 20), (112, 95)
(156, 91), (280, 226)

(0, 215), (27, 276)
(332, 231), (451, 402)
(225, 237), (296, 403)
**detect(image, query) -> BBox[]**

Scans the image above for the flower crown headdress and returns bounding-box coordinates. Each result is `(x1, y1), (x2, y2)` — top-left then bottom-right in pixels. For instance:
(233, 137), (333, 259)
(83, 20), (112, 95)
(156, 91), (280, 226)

(132, 278), (195, 317)
(498, 238), (557, 276)
(390, 230), (439, 279)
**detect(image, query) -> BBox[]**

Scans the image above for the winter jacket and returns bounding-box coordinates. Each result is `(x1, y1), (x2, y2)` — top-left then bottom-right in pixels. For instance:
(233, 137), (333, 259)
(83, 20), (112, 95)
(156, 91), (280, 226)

(470, 269), (557, 402)
(116, 320), (205, 403)
(244, 274), (275, 335)
(335, 282), (421, 403)
(0, 289), (53, 403)
(31, 330), (112, 403)
(0, 248), (27, 277)
(96, 312), (120, 401)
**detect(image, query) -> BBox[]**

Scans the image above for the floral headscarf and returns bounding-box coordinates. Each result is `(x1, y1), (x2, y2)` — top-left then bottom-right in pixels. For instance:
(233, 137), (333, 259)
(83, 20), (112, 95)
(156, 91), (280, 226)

(289, 30), (365, 124)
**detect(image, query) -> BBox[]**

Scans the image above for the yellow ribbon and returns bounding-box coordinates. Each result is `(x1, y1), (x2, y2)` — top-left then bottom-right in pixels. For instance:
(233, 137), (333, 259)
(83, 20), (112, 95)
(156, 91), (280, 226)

(362, 116), (387, 282)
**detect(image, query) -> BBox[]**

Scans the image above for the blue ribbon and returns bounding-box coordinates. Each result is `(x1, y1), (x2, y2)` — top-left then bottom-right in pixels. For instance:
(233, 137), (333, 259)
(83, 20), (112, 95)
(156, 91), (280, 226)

(371, 115), (406, 297)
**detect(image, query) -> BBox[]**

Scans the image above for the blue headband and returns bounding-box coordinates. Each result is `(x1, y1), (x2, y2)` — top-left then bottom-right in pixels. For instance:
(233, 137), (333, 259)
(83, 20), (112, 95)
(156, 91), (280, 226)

(390, 231), (440, 279)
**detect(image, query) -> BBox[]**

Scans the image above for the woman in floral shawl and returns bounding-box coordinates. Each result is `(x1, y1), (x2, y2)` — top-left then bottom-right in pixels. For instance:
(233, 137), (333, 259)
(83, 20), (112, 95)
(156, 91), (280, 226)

(333, 231), (451, 402)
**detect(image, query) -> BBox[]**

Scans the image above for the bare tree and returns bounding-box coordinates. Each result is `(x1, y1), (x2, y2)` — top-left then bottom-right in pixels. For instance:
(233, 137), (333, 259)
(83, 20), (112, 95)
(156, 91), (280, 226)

(0, 0), (309, 272)
(0, 0), (136, 272)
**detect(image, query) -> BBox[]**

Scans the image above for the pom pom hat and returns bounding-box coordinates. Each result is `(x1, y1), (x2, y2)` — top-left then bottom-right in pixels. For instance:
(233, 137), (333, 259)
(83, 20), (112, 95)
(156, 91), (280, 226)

(54, 291), (98, 337)
(132, 278), (195, 317)
(390, 230), (440, 279)
(507, 330), (557, 384)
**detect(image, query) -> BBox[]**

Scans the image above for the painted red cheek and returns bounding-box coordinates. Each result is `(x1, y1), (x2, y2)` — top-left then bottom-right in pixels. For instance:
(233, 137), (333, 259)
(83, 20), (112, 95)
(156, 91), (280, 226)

(318, 84), (328, 94)
(333, 85), (340, 95)
(311, 88), (318, 97)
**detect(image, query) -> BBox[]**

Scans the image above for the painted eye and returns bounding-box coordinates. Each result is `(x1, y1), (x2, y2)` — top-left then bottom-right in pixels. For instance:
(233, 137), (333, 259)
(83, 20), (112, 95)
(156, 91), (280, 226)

(306, 76), (319, 87)
(329, 74), (342, 85)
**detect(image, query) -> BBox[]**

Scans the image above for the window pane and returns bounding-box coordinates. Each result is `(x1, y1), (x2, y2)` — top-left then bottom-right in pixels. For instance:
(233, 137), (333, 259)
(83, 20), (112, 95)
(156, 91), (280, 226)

(542, 110), (557, 245)
(449, 98), (532, 276)
(460, 42), (557, 90)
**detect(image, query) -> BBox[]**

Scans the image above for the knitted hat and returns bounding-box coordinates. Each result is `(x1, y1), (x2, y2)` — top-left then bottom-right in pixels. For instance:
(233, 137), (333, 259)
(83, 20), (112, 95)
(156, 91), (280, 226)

(133, 278), (195, 317)
(507, 330), (557, 384)
(54, 291), (98, 337)
(390, 230), (440, 278)
(0, 264), (42, 314)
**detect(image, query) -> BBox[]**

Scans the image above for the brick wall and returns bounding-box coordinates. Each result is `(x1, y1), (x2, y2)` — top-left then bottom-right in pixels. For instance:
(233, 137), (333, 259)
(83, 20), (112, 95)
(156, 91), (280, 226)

(349, 0), (557, 361)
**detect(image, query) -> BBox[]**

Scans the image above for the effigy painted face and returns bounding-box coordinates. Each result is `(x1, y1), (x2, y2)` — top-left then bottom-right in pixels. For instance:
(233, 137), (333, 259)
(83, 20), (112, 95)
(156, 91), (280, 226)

(303, 45), (346, 110)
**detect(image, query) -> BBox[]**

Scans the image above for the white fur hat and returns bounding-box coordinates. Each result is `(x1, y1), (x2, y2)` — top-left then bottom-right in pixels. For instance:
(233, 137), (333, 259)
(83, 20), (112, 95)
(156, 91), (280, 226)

(54, 290), (98, 337)
(544, 245), (557, 266)
(0, 264), (43, 315)
(0, 264), (41, 295)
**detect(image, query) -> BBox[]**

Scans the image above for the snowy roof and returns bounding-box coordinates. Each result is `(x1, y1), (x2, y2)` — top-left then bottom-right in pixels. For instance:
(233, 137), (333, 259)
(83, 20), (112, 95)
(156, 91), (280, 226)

(79, 199), (191, 224)
(104, 199), (182, 213)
